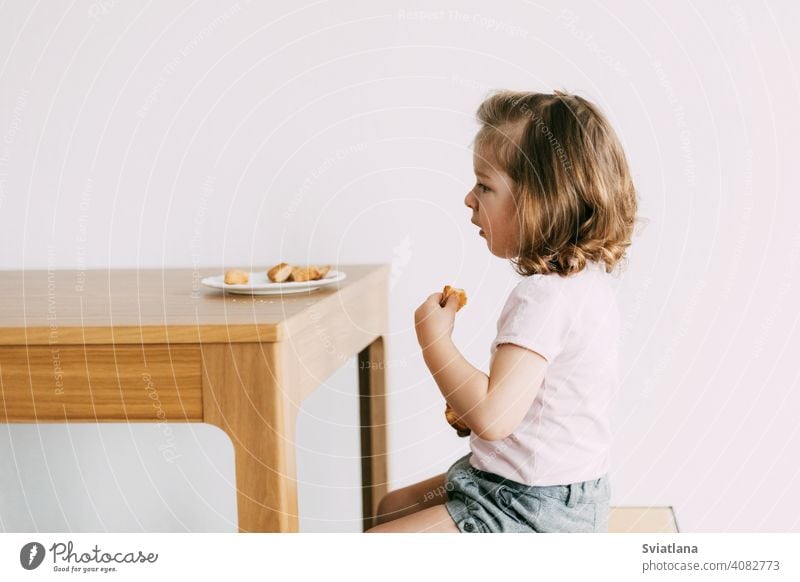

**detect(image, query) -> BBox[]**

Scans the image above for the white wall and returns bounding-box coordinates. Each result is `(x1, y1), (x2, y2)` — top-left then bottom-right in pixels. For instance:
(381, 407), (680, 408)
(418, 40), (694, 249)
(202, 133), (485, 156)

(1, 0), (799, 532)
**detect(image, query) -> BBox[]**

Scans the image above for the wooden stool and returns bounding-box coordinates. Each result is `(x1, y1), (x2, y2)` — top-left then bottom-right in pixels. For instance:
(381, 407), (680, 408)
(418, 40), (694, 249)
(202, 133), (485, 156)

(609, 506), (679, 532)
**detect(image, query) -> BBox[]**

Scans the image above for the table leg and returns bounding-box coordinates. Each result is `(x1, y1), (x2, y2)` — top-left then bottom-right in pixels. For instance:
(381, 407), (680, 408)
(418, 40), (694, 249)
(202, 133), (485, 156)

(201, 343), (299, 533)
(358, 335), (389, 531)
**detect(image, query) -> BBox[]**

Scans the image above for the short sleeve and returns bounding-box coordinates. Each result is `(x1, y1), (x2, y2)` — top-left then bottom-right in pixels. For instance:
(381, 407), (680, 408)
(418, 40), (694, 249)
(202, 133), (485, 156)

(490, 278), (571, 362)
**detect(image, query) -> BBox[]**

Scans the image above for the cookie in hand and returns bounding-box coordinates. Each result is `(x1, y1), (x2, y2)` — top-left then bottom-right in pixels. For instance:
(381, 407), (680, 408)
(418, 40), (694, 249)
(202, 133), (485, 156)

(440, 285), (467, 311)
(445, 402), (471, 437)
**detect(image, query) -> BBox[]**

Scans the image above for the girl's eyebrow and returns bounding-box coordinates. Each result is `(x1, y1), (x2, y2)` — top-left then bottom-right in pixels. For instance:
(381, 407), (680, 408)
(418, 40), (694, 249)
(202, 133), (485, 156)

(474, 169), (491, 179)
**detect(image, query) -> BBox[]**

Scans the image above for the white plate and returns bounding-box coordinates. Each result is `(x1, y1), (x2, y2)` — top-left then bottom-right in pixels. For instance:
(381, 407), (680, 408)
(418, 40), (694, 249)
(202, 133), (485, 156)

(201, 270), (347, 295)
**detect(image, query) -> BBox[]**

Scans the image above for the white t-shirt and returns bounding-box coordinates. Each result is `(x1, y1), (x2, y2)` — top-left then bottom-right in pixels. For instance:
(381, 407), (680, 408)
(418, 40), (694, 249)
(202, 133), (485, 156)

(469, 260), (620, 486)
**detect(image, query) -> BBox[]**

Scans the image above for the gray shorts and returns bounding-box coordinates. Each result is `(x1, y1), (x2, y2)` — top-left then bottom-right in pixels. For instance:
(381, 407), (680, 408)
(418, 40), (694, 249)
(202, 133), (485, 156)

(443, 453), (610, 533)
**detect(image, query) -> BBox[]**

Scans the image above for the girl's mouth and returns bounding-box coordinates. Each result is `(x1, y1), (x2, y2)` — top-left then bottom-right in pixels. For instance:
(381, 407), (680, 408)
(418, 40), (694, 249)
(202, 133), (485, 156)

(479, 229), (485, 237)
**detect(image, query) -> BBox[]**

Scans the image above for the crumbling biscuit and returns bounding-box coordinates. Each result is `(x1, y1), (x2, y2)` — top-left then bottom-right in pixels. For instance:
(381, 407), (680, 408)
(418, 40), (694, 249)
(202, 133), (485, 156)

(289, 266), (316, 282)
(224, 269), (249, 285)
(267, 262), (293, 283)
(266, 263), (333, 283)
(440, 285), (467, 311)
(289, 265), (332, 282)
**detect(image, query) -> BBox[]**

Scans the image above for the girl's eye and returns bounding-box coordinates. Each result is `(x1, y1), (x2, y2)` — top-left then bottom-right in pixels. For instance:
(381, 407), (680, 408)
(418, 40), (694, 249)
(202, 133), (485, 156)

(476, 182), (490, 194)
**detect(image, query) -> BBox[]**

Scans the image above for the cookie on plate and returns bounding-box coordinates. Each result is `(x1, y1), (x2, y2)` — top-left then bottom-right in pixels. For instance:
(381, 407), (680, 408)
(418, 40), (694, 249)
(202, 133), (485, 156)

(267, 262), (293, 283)
(224, 269), (249, 285)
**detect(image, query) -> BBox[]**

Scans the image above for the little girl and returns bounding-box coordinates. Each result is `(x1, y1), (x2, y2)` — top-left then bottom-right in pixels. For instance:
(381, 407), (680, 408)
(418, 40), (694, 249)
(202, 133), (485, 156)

(367, 89), (638, 533)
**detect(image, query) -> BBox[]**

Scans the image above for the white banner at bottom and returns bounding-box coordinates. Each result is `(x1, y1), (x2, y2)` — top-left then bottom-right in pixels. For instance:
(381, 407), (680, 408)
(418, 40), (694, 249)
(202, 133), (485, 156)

(1, 533), (797, 582)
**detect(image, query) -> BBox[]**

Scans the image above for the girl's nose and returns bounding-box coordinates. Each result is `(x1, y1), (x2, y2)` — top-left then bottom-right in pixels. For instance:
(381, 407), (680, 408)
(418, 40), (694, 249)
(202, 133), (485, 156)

(464, 189), (477, 209)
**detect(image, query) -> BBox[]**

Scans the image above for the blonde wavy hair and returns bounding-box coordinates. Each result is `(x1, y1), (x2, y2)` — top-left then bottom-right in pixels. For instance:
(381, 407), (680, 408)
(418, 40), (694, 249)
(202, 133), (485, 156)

(472, 89), (639, 277)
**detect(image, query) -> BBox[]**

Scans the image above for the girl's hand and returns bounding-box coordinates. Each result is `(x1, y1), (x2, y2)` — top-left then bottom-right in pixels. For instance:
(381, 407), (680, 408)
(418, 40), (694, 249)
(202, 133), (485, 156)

(414, 291), (459, 350)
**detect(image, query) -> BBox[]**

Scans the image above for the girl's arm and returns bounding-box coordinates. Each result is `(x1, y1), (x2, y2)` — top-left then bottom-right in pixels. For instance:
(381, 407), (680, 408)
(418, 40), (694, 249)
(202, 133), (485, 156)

(422, 338), (488, 433)
(423, 338), (547, 441)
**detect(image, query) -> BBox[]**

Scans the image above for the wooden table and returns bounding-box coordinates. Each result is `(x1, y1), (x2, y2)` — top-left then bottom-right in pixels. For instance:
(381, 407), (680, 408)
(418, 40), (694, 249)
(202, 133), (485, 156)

(0, 264), (389, 532)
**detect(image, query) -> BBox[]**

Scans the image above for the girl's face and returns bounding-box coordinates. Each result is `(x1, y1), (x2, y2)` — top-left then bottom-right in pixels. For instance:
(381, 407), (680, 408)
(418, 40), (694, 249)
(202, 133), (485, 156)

(464, 151), (521, 258)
